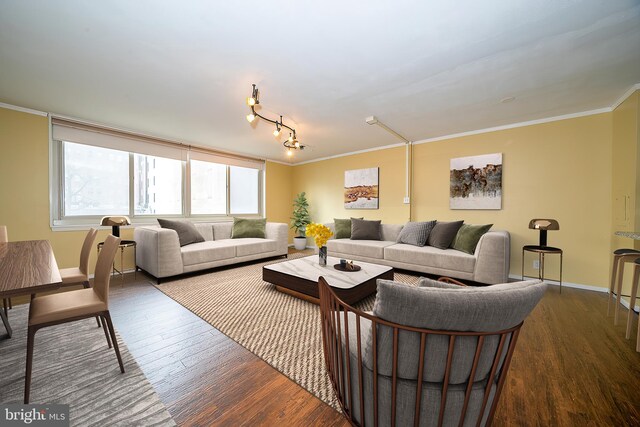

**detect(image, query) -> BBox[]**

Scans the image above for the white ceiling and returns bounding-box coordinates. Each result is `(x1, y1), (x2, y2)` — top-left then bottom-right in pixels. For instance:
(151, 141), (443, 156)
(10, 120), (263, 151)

(1, 0), (639, 164)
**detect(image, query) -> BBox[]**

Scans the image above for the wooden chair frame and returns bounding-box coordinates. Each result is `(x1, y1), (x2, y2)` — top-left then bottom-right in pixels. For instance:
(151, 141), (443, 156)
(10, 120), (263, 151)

(318, 277), (522, 427)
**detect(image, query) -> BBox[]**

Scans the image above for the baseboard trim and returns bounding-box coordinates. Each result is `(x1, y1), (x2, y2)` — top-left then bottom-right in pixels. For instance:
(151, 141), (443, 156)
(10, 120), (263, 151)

(508, 274), (606, 293)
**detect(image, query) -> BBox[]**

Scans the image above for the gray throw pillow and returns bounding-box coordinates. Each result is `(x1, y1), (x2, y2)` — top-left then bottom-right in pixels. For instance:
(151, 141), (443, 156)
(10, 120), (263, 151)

(350, 218), (382, 240)
(426, 220), (464, 249)
(157, 219), (205, 247)
(396, 220), (436, 246)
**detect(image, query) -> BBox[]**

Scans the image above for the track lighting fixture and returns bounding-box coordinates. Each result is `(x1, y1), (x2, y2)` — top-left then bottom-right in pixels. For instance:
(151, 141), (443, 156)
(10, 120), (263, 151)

(245, 84), (304, 155)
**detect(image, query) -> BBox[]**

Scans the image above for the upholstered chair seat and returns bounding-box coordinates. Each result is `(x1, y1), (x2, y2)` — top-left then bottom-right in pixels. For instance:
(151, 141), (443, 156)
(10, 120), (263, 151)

(29, 288), (107, 325)
(59, 267), (87, 285)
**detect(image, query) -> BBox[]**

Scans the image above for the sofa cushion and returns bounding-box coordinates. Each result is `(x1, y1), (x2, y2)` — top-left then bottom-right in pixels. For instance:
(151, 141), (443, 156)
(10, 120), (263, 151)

(396, 220), (436, 247)
(181, 240), (236, 266)
(384, 244), (476, 273)
(327, 239), (396, 259)
(334, 218), (362, 239)
(351, 218), (381, 240)
(194, 223), (214, 241)
(231, 238), (277, 257)
(213, 222), (233, 240)
(232, 217), (266, 238)
(451, 223), (493, 254)
(158, 219), (205, 247)
(427, 220), (464, 249)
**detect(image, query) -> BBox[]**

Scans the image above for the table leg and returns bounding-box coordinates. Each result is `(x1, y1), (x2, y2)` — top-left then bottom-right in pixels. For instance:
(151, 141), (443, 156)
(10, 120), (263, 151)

(559, 251), (563, 294)
(0, 305), (12, 338)
(522, 248), (525, 281)
(540, 252), (545, 282)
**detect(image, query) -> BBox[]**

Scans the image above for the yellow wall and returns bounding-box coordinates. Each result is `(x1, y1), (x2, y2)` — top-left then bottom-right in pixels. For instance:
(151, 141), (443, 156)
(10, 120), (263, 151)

(611, 91), (640, 300)
(292, 146), (410, 224)
(265, 160), (293, 235)
(293, 113), (615, 288)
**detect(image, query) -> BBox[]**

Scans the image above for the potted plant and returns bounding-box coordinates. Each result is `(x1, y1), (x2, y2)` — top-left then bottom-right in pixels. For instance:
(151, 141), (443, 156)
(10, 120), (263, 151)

(291, 192), (311, 250)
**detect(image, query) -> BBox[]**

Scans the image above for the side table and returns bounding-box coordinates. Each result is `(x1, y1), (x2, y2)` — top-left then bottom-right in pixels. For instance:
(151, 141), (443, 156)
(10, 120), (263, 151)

(522, 245), (563, 293)
(97, 239), (137, 282)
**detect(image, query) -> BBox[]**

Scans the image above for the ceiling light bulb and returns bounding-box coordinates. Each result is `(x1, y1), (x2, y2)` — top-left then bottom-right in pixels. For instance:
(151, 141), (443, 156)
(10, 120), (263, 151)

(273, 128), (280, 137)
(246, 114), (255, 123)
(288, 134), (293, 142)
(287, 149), (293, 157)
(246, 97), (256, 106)
(294, 141), (300, 148)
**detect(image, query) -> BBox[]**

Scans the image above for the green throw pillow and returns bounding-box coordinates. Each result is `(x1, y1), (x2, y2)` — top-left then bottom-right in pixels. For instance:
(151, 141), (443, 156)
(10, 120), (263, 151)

(334, 217), (363, 239)
(231, 217), (266, 238)
(451, 223), (493, 254)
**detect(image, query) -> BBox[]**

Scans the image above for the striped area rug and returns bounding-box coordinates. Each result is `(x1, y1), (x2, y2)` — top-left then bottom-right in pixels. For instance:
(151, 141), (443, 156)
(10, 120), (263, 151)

(156, 252), (420, 410)
(0, 305), (175, 426)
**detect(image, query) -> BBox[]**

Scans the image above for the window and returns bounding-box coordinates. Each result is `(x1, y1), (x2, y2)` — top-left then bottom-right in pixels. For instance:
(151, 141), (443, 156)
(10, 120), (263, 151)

(50, 118), (264, 228)
(230, 166), (259, 214)
(134, 154), (182, 215)
(63, 142), (129, 216)
(190, 160), (226, 215)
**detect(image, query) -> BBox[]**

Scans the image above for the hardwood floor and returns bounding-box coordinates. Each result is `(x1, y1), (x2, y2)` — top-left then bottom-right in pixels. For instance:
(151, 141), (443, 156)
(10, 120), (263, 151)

(106, 275), (348, 427)
(9, 264), (639, 426)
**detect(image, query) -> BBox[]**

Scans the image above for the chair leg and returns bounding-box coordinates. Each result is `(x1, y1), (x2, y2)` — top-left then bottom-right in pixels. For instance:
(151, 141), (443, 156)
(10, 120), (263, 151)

(101, 315), (112, 349)
(24, 326), (36, 404)
(83, 281), (102, 328)
(615, 259), (626, 325)
(3, 298), (7, 316)
(0, 305), (12, 338)
(608, 255), (620, 315)
(626, 265), (640, 339)
(104, 312), (125, 373)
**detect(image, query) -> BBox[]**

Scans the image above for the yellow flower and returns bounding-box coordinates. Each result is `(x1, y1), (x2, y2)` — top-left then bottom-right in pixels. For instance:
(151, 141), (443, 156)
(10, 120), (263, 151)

(305, 223), (333, 248)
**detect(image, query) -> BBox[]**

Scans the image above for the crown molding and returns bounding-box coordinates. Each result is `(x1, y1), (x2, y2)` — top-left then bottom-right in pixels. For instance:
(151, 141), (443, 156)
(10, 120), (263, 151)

(412, 107), (611, 146)
(292, 141), (406, 166)
(611, 83), (640, 111)
(0, 101), (47, 117)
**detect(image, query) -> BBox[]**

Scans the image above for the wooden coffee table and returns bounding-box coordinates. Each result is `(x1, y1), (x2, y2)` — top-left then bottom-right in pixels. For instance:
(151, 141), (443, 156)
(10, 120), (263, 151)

(262, 255), (393, 304)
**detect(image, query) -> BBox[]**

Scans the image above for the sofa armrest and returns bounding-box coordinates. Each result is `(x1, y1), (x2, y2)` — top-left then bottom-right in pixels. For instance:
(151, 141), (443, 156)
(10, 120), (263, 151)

(134, 226), (184, 278)
(473, 230), (510, 284)
(266, 222), (288, 255)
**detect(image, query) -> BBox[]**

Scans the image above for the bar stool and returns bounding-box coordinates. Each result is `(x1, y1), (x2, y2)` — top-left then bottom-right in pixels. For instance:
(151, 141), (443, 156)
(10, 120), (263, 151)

(627, 258), (640, 351)
(608, 248), (640, 325)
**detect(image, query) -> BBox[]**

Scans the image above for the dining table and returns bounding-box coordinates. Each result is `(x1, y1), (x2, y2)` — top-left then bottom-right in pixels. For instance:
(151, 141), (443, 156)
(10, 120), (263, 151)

(0, 240), (62, 338)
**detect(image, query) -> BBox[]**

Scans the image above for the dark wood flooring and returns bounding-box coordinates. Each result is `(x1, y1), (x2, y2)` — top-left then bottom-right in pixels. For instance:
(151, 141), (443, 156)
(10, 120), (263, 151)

(7, 262), (640, 426)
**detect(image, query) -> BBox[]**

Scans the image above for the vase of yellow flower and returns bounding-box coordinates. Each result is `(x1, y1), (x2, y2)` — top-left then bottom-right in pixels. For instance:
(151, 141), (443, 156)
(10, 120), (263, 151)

(305, 223), (333, 266)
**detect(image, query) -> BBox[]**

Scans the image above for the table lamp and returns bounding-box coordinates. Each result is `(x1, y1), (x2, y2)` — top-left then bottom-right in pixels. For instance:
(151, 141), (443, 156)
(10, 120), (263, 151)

(100, 216), (131, 237)
(528, 219), (559, 247)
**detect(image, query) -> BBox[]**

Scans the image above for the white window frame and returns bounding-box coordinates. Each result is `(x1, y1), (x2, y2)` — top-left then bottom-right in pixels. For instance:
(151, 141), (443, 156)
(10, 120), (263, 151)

(49, 116), (264, 230)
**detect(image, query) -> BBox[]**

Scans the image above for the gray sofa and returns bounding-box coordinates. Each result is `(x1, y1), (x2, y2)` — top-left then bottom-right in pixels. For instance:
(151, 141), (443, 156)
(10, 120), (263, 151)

(326, 223), (510, 284)
(134, 222), (288, 280)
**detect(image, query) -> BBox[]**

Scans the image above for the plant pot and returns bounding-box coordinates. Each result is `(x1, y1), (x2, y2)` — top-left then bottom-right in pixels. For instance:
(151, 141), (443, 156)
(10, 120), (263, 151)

(293, 236), (307, 250)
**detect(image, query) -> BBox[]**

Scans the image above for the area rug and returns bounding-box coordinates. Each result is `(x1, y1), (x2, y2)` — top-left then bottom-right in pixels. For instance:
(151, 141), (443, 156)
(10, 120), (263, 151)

(155, 253), (420, 410)
(0, 305), (175, 426)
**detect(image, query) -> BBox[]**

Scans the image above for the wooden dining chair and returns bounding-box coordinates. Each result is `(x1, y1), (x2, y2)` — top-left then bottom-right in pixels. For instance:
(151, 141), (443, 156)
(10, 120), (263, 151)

(1, 225), (11, 317)
(24, 234), (125, 404)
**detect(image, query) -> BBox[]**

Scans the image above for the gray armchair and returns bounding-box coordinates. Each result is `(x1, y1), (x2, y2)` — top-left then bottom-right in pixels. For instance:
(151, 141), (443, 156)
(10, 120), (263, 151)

(318, 276), (546, 427)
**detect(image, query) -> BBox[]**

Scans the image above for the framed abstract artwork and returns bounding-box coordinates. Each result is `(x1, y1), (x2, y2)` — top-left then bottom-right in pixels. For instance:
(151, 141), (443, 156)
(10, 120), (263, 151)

(450, 153), (502, 209)
(344, 167), (379, 209)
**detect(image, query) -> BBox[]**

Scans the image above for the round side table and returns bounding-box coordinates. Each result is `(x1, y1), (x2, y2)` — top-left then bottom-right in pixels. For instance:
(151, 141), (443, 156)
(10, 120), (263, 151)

(522, 245), (563, 293)
(97, 239), (137, 282)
